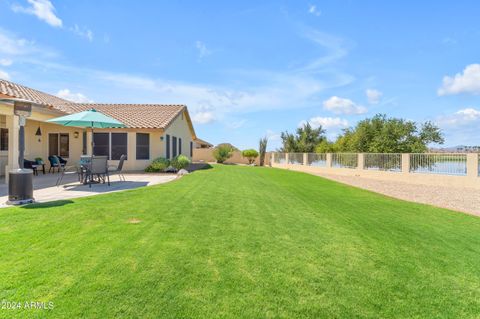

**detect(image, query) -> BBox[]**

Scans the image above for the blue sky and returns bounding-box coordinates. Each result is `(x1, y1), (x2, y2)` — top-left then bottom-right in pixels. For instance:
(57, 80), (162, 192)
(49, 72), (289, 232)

(1, 0), (480, 150)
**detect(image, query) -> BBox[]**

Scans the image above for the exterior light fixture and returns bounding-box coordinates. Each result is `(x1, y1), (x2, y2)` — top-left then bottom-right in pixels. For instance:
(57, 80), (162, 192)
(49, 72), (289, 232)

(74, 131), (79, 138)
(35, 127), (42, 142)
(160, 136), (164, 141)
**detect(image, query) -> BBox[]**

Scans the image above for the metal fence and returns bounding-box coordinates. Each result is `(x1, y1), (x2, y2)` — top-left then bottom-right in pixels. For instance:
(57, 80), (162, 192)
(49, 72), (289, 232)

(274, 153), (287, 164)
(307, 153), (327, 167)
(332, 153), (358, 169)
(364, 153), (402, 172)
(409, 153), (467, 176)
(288, 153), (304, 165)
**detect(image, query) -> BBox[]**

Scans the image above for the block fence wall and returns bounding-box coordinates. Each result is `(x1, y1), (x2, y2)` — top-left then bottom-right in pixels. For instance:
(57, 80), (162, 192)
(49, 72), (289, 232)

(193, 148), (272, 166)
(270, 153), (480, 189)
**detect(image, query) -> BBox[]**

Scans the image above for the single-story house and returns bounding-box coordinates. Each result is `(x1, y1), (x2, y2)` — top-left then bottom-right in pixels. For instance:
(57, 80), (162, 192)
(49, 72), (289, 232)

(0, 79), (197, 179)
(194, 138), (213, 149)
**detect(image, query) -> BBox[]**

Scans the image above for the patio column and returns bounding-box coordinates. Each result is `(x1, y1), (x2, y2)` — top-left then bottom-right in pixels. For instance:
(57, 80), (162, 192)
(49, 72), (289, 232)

(86, 129), (93, 155)
(5, 114), (20, 183)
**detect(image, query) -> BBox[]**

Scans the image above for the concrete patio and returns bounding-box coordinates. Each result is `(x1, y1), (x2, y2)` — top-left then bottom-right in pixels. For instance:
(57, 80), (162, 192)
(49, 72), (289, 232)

(0, 171), (177, 207)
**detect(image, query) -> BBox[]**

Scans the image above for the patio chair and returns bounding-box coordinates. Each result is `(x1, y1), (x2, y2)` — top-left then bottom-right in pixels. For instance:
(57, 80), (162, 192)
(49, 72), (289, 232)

(107, 154), (126, 182)
(24, 159), (39, 176)
(48, 155), (67, 173)
(89, 156), (109, 187)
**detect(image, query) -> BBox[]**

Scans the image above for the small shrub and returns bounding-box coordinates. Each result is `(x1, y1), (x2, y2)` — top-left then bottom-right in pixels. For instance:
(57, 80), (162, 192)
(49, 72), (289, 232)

(242, 149), (259, 164)
(213, 145), (234, 163)
(145, 157), (170, 172)
(171, 155), (190, 170)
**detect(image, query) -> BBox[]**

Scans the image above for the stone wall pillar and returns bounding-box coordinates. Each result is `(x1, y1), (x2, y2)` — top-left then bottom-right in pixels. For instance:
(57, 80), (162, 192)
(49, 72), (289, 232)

(466, 153), (479, 179)
(401, 153), (410, 174)
(357, 153), (365, 170)
(326, 153), (332, 168)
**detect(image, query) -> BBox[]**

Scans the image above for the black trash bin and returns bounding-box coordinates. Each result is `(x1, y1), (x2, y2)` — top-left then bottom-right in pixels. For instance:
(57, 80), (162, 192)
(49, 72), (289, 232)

(8, 168), (34, 205)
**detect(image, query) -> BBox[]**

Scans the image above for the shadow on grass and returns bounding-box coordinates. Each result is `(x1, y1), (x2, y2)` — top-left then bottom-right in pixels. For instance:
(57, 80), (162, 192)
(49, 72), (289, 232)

(20, 200), (74, 209)
(189, 163), (213, 171)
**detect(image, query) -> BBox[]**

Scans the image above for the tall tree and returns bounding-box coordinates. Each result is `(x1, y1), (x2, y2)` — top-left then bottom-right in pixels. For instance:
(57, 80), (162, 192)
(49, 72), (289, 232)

(279, 122), (326, 152)
(258, 137), (268, 166)
(328, 114), (444, 153)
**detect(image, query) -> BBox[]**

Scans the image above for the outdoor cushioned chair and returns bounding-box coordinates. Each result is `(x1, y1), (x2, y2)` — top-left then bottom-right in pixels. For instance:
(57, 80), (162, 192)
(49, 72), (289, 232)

(107, 154), (126, 182)
(48, 155), (67, 173)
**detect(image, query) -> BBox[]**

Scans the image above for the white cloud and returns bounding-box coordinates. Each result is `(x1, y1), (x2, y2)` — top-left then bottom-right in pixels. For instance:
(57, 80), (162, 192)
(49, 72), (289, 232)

(192, 111), (216, 124)
(437, 108), (480, 126)
(308, 5), (321, 16)
(438, 64), (480, 95)
(323, 96), (367, 115)
(226, 119), (246, 129)
(56, 89), (92, 103)
(0, 28), (57, 58)
(436, 108), (480, 145)
(0, 70), (10, 80)
(366, 89), (382, 104)
(12, 0), (62, 27)
(265, 129), (280, 141)
(300, 28), (349, 70)
(195, 41), (212, 60)
(70, 25), (94, 42)
(0, 59), (13, 66)
(301, 116), (349, 130)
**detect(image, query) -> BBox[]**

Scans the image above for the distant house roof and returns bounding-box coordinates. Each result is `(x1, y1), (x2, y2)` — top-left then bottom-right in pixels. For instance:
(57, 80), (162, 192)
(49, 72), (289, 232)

(0, 79), (195, 135)
(195, 138), (213, 147)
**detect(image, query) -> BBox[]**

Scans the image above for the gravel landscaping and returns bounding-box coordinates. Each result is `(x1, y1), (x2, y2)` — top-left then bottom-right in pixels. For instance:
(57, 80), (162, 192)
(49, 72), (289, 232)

(310, 172), (480, 216)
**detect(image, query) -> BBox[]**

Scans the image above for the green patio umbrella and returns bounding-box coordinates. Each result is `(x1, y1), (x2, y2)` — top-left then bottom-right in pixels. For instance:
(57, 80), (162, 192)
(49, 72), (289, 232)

(46, 109), (126, 155)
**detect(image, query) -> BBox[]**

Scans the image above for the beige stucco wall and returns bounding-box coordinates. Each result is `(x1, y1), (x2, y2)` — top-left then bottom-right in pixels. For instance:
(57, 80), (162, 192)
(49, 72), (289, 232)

(193, 148), (272, 166)
(163, 110), (194, 160)
(24, 119), (84, 166)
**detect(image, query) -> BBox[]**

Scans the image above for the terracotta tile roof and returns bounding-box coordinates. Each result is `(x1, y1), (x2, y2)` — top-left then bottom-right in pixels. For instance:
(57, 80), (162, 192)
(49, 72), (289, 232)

(0, 79), (190, 130)
(64, 103), (186, 129)
(0, 79), (71, 108)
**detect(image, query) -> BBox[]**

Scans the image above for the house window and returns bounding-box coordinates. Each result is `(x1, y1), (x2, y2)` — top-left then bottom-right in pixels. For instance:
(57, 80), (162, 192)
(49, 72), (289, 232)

(0, 128), (8, 151)
(136, 133), (150, 160)
(190, 141), (193, 157)
(111, 133), (128, 160)
(172, 136), (177, 157)
(166, 134), (170, 159)
(93, 132), (128, 160)
(93, 133), (109, 157)
(179, 138), (182, 155)
(49, 133), (69, 157)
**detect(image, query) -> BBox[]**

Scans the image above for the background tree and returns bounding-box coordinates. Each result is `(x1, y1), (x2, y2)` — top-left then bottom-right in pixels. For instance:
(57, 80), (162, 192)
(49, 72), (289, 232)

(242, 149), (259, 164)
(279, 122), (326, 152)
(328, 114), (444, 153)
(258, 137), (268, 166)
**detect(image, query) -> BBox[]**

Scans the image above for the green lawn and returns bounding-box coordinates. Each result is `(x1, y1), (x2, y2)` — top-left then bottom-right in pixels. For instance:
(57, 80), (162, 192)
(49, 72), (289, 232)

(1, 165), (480, 318)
